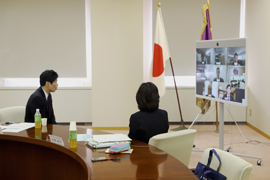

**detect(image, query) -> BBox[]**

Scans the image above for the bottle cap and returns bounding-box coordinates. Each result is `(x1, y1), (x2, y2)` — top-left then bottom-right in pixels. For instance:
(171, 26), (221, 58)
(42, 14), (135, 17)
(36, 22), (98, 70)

(69, 121), (77, 131)
(36, 109), (40, 112)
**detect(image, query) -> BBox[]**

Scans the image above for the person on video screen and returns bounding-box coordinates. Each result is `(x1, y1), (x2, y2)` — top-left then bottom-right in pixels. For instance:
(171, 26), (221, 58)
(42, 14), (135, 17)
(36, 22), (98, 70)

(213, 67), (224, 82)
(205, 84), (215, 98)
(232, 53), (241, 66)
(201, 53), (207, 64)
(233, 68), (238, 75)
(222, 84), (235, 101)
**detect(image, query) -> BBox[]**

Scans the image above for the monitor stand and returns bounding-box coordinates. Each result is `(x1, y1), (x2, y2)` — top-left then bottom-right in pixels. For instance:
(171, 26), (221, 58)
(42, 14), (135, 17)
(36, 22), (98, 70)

(190, 102), (262, 166)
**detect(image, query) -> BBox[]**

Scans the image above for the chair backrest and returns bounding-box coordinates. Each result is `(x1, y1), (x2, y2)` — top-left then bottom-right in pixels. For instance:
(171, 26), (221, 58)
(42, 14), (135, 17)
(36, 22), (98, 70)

(201, 148), (253, 180)
(0, 106), (26, 123)
(149, 129), (197, 167)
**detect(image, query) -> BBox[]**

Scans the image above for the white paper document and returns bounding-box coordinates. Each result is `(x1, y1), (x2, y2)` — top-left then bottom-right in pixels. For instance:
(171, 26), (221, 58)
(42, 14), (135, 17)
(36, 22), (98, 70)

(2, 123), (35, 133)
(92, 134), (131, 143)
(77, 134), (92, 141)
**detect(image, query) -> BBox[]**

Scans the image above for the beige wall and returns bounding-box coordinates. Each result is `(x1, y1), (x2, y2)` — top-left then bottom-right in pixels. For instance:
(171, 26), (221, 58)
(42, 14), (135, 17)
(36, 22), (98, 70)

(0, 88), (92, 123)
(246, 0), (270, 136)
(90, 0), (244, 128)
(0, 0), (87, 78)
(152, 0), (241, 76)
(0, 87), (245, 124)
(91, 0), (143, 127)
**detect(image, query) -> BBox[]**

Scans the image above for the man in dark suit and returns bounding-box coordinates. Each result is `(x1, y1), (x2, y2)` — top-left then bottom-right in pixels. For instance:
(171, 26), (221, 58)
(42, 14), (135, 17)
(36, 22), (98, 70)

(25, 70), (58, 124)
(213, 67), (224, 82)
(205, 84), (215, 98)
(222, 84), (235, 101)
(232, 53), (241, 66)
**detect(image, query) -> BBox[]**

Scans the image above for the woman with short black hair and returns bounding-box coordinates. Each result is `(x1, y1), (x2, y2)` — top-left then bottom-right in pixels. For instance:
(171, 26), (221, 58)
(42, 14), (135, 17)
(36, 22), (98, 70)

(128, 82), (169, 144)
(136, 82), (159, 112)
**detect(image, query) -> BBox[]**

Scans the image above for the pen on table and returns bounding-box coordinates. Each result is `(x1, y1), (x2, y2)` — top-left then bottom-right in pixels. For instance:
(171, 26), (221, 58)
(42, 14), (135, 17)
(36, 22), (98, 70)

(5, 122), (17, 124)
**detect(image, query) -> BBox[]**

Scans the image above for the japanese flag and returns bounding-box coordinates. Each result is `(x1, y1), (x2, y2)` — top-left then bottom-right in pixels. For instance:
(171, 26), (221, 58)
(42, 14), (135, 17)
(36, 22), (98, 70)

(151, 7), (170, 97)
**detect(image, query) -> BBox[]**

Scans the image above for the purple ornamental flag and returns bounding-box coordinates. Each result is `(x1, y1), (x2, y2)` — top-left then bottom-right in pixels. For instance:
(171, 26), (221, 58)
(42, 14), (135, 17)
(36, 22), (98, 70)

(196, 1), (213, 114)
(201, 9), (212, 40)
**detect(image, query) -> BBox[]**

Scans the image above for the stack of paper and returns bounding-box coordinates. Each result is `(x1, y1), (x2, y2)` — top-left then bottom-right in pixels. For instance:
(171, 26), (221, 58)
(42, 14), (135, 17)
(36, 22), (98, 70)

(93, 134), (131, 142)
(77, 134), (92, 141)
(1, 123), (35, 133)
(86, 134), (131, 148)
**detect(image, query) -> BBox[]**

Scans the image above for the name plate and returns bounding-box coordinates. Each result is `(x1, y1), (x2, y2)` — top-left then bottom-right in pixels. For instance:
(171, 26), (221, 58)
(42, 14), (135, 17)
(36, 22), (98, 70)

(49, 135), (65, 146)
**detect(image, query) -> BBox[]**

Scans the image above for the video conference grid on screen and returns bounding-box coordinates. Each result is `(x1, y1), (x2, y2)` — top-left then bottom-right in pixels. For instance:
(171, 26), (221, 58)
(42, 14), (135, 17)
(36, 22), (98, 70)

(196, 46), (246, 105)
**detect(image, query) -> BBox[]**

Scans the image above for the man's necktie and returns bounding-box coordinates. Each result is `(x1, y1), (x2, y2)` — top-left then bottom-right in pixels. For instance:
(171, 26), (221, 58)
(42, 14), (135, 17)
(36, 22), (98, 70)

(47, 95), (50, 107)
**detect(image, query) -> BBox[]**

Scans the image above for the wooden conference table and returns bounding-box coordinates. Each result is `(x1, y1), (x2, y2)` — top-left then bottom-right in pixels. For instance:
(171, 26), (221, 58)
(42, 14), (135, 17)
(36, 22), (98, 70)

(0, 124), (197, 180)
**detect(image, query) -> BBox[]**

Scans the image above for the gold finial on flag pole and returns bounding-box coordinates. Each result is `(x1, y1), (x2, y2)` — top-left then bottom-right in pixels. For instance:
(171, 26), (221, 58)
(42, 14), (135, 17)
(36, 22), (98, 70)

(157, 2), (161, 7)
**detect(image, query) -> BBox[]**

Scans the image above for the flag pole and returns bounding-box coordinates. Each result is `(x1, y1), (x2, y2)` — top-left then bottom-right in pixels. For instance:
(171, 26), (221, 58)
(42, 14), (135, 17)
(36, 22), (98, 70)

(215, 102), (219, 132)
(156, 2), (186, 130)
(207, 0), (218, 132)
(169, 57), (187, 131)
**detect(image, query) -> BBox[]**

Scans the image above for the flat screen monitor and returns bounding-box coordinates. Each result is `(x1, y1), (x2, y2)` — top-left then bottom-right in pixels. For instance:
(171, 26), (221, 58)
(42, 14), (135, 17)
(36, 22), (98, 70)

(195, 38), (247, 106)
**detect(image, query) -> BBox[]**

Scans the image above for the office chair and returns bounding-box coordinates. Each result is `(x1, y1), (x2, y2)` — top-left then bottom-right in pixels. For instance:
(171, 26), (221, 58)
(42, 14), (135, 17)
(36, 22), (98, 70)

(0, 106), (25, 123)
(149, 129), (197, 167)
(200, 148), (253, 180)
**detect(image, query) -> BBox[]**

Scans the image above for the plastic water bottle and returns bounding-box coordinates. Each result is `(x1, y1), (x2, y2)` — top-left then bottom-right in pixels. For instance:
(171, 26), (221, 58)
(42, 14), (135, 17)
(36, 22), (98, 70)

(35, 109), (41, 129)
(35, 128), (42, 139)
(69, 121), (77, 148)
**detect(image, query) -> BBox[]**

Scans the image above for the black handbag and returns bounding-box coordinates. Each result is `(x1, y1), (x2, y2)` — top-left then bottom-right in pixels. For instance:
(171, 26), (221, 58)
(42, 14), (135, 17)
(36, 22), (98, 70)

(194, 149), (227, 180)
